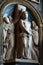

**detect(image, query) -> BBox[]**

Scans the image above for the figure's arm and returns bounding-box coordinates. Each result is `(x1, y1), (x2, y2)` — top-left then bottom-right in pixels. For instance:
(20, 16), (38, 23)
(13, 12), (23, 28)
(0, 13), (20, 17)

(18, 20), (30, 35)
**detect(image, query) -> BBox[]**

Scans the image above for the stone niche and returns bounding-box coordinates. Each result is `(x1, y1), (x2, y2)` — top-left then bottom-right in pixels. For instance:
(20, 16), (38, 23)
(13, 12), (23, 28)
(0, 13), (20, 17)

(0, 0), (43, 64)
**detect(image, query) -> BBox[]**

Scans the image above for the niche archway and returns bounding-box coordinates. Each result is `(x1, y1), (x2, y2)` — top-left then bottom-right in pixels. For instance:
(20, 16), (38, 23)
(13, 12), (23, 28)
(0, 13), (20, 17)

(0, 0), (42, 63)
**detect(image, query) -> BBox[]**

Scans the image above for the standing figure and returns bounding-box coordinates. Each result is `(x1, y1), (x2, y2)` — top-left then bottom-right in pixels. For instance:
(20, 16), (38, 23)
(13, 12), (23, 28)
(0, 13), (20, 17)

(31, 21), (39, 60)
(3, 14), (14, 60)
(18, 5), (32, 59)
(18, 5), (39, 60)
(3, 14), (10, 60)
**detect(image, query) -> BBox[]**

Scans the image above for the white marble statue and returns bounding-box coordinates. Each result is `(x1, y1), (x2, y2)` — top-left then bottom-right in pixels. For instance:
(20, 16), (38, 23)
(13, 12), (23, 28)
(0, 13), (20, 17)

(18, 5), (32, 59)
(3, 14), (10, 60)
(3, 14), (14, 60)
(3, 5), (39, 60)
(31, 21), (39, 60)
(18, 5), (39, 60)
(32, 21), (39, 46)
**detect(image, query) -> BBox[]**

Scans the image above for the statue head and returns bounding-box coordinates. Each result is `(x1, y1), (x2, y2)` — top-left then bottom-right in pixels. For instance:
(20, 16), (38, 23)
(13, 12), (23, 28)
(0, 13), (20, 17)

(32, 21), (38, 31)
(18, 5), (28, 20)
(25, 11), (28, 19)
(3, 14), (10, 24)
(32, 21), (36, 28)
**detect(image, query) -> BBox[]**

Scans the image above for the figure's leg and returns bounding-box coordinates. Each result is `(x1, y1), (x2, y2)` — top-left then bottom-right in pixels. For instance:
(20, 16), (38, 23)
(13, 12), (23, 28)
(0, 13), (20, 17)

(3, 29), (8, 60)
(23, 34), (28, 58)
(6, 33), (14, 60)
(31, 48), (38, 60)
(3, 48), (7, 60)
(34, 47), (39, 59)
